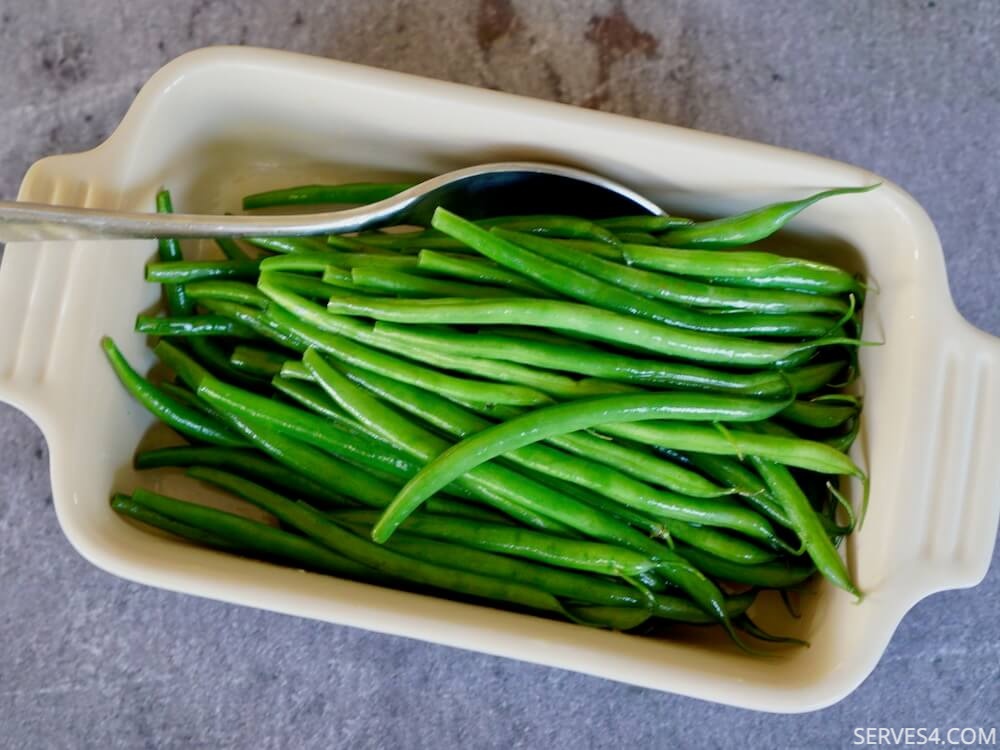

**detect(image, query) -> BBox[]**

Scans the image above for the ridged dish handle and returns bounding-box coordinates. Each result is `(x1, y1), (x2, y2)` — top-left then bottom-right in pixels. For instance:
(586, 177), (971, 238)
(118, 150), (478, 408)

(889, 313), (1000, 600)
(0, 240), (60, 426)
(0, 175), (128, 428)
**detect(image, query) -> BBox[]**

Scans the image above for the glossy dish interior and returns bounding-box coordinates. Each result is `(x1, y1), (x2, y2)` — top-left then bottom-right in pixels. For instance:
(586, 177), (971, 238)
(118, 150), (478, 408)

(0, 47), (997, 713)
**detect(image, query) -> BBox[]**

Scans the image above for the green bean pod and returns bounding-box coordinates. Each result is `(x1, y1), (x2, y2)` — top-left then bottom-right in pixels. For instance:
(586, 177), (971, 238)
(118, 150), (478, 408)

(744, 424), (860, 597)
(129, 488), (384, 580)
(134, 314), (256, 339)
(373, 390), (790, 541)
(601, 421), (862, 478)
(184, 280), (269, 309)
(493, 229), (843, 335)
(657, 185), (878, 248)
(624, 244), (860, 296)
(102, 337), (247, 447)
(595, 215), (694, 232)
(186, 469), (568, 615)
(134, 445), (347, 506)
(112, 493), (240, 552)
(417, 250), (550, 296)
(324, 290), (852, 368)
(676, 544), (816, 588)
(347, 267), (515, 299)
(495, 230), (848, 315)
(146, 260), (260, 284)
(242, 182), (414, 210)
(330, 509), (654, 576)
(154, 190), (192, 316)
(229, 346), (288, 377)
(434, 210), (837, 338)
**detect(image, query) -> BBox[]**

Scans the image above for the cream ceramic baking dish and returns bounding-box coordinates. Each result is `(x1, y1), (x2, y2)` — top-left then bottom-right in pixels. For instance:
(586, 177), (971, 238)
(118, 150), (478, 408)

(1, 47), (997, 713)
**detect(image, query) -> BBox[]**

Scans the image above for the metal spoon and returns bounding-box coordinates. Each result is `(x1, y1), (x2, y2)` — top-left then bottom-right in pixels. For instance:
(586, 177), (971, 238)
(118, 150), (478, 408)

(0, 162), (662, 242)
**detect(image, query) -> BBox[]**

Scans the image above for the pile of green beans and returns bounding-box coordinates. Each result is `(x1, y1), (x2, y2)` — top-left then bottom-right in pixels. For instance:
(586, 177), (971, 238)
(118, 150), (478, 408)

(106, 180), (870, 649)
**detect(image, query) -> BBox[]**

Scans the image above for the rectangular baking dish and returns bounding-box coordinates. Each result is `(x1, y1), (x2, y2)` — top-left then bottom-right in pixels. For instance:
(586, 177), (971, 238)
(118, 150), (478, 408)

(1, 46), (997, 713)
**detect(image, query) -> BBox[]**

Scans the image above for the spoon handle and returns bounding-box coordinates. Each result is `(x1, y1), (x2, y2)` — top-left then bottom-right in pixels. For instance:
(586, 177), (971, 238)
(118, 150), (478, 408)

(0, 200), (381, 242)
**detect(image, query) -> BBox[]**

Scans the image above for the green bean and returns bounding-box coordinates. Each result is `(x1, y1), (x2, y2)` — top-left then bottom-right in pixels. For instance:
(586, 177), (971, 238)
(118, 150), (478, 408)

(259, 277), (553, 407)
(371, 322), (827, 397)
(262, 280), (627, 400)
(314, 266), (364, 294)
(267, 372), (533, 522)
(184, 280), (269, 309)
(193, 382), (489, 520)
(351, 526), (648, 607)
(188, 336), (267, 390)
(825, 417), (861, 453)
(601, 421), (862, 478)
(158, 381), (215, 416)
(595, 215), (694, 232)
(325, 291), (852, 368)
(277, 299), (622, 400)
(576, 590), (758, 626)
(779, 399), (858, 429)
(146, 260), (260, 284)
(246, 236), (331, 255)
(351, 232), (468, 250)
(786, 360), (847, 395)
(215, 237), (252, 261)
(243, 182), (414, 210)
(495, 230), (849, 315)
(198, 379), (415, 481)
(436, 212), (835, 338)
(328, 509), (654, 577)
(347, 267), (516, 299)
(186, 468), (568, 615)
(474, 215), (620, 246)
(546, 238), (623, 260)
(525, 471), (777, 565)
(417, 250), (550, 296)
(154, 190), (192, 316)
(734, 615), (810, 646)
(129, 488), (384, 580)
(112, 493), (242, 551)
(134, 314), (256, 339)
(614, 232), (659, 244)
(332, 362), (788, 550)
(196, 299), (311, 352)
(497, 229), (844, 336)
(268, 376), (362, 431)
(276, 359), (576, 532)
(229, 346), (288, 377)
(623, 244), (859, 296)
(658, 185), (878, 248)
(260, 252), (418, 275)
(326, 234), (396, 253)
(743, 424), (860, 597)
(102, 337), (247, 447)
(376, 390), (790, 541)
(676, 544), (815, 588)
(134, 445), (346, 506)
(668, 450), (792, 527)
(539, 429), (731, 498)
(200, 401), (394, 509)
(299, 345), (740, 631)
(262, 271), (341, 302)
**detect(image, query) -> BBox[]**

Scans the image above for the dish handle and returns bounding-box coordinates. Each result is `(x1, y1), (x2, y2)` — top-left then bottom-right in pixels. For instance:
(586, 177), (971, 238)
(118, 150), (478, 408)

(0, 243), (47, 422)
(901, 314), (1000, 597)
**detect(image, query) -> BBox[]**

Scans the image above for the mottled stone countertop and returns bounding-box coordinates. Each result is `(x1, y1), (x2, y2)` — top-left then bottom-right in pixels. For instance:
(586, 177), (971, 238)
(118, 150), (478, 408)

(0, 2), (997, 748)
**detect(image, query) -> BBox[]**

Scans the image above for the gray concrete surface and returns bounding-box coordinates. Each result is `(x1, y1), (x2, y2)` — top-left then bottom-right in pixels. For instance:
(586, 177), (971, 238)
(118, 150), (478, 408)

(1, 1), (998, 748)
